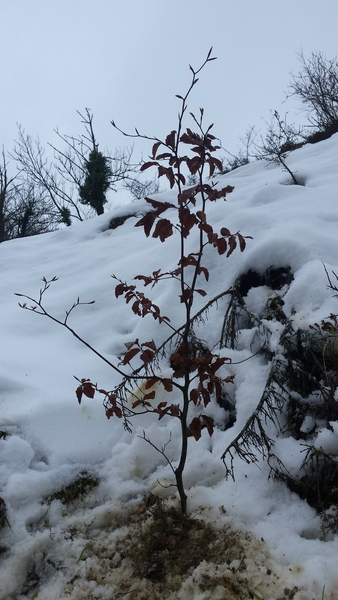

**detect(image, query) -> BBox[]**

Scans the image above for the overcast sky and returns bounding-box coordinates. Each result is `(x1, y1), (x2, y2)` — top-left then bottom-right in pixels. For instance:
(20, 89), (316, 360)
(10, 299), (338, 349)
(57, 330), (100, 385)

(2, 0), (338, 177)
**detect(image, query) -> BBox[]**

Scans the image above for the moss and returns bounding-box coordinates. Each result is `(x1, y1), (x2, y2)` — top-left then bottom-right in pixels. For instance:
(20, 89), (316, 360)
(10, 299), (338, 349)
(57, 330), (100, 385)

(47, 471), (99, 505)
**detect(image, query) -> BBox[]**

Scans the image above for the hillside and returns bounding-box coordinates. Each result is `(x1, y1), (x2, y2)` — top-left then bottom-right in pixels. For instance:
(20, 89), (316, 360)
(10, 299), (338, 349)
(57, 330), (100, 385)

(0, 135), (338, 599)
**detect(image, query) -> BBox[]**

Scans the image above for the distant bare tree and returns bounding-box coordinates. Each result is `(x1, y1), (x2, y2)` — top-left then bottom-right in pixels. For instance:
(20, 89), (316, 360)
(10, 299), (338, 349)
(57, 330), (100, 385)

(289, 51), (338, 132)
(0, 148), (17, 242)
(0, 148), (57, 242)
(5, 182), (57, 240)
(124, 174), (161, 201)
(13, 127), (82, 226)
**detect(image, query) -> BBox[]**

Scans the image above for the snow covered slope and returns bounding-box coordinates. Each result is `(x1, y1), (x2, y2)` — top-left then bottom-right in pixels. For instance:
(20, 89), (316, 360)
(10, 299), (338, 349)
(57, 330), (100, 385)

(1, 135), (338, 599)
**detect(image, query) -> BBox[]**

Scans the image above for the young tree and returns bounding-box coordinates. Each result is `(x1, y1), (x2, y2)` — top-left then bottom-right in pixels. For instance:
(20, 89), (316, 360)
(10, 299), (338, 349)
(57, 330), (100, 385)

(289, 50), (338, 133)
(221, 125), (258, 172)
(17, 49), (250, 514)
(255, 111), (301, 184)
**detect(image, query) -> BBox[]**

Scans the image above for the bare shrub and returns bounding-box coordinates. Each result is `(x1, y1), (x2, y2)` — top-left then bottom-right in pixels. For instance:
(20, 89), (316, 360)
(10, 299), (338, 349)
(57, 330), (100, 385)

(289, 50), (338, 135)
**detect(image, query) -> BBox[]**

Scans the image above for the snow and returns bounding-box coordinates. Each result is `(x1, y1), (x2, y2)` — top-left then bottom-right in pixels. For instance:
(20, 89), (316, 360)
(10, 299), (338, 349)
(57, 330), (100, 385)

(1, 134), (338, 598)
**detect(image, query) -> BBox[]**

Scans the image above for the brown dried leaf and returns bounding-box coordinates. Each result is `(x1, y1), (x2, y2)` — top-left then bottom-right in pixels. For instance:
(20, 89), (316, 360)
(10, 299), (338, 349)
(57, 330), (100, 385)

(201, 414), (214, 437)
(106, 408), (114, 419)
(180, 254), (198, 267)
(180, 132), (195, 145)
(181, 208), (198, 238)
(152, 141), (162, 159)
(226, 235), (237, 257)
(144, 198), (175, 213)
(140, 161), (158, 172)
(124, 339), (139, 350)
(114, 406), (123, 418)
(220, 227), (231, 237)
(189, 417), (202, 441)
(215, 237), (227, 255)
(190, 388), (200, 405)
(82, 381), (95, 399)
(158, 165), (175, 188)
(197, 266), (209, 281)
(152, 218), (173, 242)
(237, 232), (246, 252)
(211, 157), (223, 172)
(144, 378), (158, 389)
(187, 156), (203, 175)
(161, 378), (173, 392)
(131, 300), (141, 316)
(135, 211), (157, 237)
(142, 340), (157, 351)
(165, 130), (176, 150)
(140, 349), (155, 364)
(121, 347), (140, 365)
(76, 386), (83, 404)
(200, 387), (211, 406)
(143, 391), (156, 401)
(115, 283), (126, 298)
(168, 404), (180, 417)
(179, 288), (193, 303)
(196, 210), (206, 223)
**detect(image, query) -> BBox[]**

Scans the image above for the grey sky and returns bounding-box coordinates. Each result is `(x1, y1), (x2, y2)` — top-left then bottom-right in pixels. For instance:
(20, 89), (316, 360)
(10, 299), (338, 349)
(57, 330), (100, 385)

(2, 0), (338, 177)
